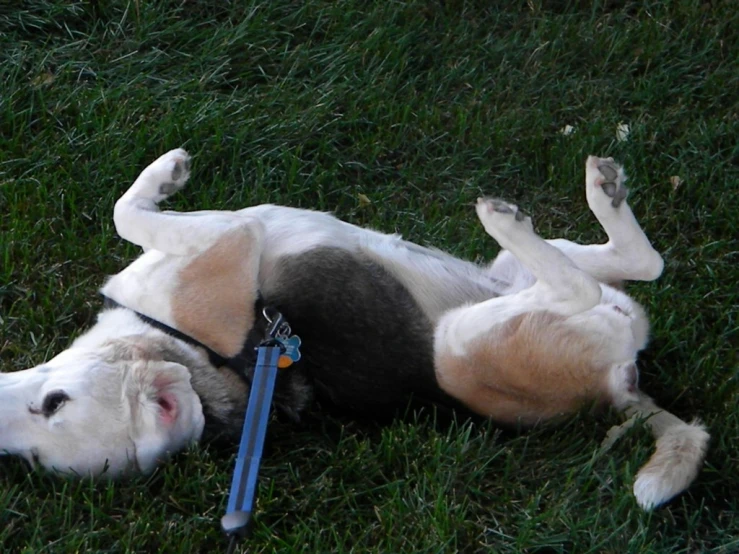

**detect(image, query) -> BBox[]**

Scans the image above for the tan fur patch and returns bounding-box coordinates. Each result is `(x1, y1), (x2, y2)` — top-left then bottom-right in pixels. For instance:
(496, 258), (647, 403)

(171, 229), (259, 358)
(435, 311), (611, 425)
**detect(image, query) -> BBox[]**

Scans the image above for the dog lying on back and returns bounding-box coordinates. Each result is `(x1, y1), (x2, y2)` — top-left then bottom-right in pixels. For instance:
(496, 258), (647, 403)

(0, 149), (708, 509)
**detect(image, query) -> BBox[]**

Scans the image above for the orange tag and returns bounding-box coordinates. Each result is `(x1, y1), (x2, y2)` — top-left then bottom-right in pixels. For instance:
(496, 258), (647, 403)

(278, 355), (293, 369)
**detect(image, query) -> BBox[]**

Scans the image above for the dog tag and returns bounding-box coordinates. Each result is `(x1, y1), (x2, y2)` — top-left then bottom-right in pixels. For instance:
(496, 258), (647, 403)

(276, 334), (301, 368)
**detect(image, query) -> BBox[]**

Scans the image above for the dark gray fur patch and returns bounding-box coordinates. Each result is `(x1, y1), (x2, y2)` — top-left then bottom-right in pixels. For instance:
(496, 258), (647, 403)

(262, 247), (459, 417)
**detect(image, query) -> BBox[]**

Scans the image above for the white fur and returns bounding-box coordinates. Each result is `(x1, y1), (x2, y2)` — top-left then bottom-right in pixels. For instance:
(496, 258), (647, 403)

(0, 335), (205, 476)
(1, 150), (707, 509)
(632, 422), (710, 509)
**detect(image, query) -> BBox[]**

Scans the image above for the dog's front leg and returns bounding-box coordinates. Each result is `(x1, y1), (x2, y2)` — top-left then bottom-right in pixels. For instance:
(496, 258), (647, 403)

(106, 149), (265, 358)
(114, 148), (249, 256)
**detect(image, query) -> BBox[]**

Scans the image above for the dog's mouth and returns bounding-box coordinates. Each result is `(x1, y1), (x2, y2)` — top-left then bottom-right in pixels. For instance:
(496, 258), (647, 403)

(28, 448), (41, 469)
(0, 448), (37, 474)
(11, 448), (40, 470)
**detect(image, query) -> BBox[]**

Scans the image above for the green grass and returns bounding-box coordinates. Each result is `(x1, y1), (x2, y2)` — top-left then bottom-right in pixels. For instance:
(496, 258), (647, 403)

(1, 0), (737, 552)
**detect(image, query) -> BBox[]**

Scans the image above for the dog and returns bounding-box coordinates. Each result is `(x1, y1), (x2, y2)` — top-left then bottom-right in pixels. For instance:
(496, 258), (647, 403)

(0, 149), (708, 510)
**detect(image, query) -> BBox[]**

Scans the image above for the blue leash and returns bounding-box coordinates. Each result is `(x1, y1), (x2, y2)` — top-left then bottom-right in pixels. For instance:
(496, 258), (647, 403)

(100, 296), (293, 553)
(221, 309), (299, 553)
(221, 345), (280, 541)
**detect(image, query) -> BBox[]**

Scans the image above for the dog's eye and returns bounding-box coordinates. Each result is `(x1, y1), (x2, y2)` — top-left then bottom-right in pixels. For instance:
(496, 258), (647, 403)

(42, 390), (69, 417)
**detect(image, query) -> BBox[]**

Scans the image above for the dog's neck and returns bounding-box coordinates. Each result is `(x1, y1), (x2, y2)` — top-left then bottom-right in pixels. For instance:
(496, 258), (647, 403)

(131, 332), (251, 441)
(73, 305), (313, 435)
(99, 295), (232, 368)
(72, 307), (250, 438)
(71, 307), (166, 350)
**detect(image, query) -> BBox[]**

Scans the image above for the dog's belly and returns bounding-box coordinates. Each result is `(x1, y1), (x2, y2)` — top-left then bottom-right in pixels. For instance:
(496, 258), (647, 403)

(357, 240), (506, 322)
(240, 204), (505, 322)
(261, 247), (458, 416)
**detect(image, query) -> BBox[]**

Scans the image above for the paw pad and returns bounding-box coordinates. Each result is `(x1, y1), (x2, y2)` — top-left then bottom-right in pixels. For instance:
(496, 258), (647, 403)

(596, 162), (628, 208)
(598, 163), (619, 182)
(171, 160), (185, 182)
(478, 197), (527, 221)
(159, 182), (179, 195)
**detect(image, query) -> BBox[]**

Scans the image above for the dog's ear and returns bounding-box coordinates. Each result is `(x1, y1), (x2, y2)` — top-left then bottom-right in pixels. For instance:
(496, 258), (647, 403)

(124, 360), (205, 473)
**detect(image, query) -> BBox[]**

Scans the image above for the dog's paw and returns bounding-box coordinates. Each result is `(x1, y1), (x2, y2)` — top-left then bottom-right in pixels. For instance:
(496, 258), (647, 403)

(133, 148), (191, 203)
(475, 197), (533, 238)
(585, 155), (628, 211)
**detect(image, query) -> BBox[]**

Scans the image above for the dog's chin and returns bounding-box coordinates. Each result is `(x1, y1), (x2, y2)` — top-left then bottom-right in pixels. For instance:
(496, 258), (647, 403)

(5, 437), (150, 479)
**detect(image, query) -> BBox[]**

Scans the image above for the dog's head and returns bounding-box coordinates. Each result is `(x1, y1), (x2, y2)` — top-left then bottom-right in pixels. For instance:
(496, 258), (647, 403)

(0, 340), (205, 477)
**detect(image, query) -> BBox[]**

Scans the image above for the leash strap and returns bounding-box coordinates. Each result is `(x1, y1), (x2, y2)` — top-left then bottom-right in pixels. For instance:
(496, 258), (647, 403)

(221, 344), (281, 544)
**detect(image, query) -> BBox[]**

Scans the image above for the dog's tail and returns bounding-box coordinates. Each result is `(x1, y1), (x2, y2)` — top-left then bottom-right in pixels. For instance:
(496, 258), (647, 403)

(605, 388), (709, 510)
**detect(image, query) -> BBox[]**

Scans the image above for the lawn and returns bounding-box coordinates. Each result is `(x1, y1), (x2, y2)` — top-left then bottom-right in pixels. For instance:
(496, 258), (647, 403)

(1, 1), (737, 552)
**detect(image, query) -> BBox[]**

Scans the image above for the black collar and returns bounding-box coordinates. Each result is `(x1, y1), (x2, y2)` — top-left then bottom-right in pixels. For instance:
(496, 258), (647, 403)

(101, 294), (266, 373)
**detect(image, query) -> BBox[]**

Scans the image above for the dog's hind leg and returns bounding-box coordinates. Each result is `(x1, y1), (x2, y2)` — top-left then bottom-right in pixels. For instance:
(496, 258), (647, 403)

(488, 156), (664, 287)
(605, 366), (709, 510)
(435, 194), (707, 509)
(434, 203), (709, 507)
(434, 197), (610, 421)
(113, 148), (257, 256)
(436, 197), (603, 359)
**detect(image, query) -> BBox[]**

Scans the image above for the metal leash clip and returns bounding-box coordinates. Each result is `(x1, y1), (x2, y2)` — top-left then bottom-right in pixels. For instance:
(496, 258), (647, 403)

(262, 307), (301, 369)
(263, 307), (290, 344)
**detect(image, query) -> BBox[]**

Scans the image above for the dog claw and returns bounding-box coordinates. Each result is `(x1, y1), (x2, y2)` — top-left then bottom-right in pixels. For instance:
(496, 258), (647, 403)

(610, 185), (628, 208)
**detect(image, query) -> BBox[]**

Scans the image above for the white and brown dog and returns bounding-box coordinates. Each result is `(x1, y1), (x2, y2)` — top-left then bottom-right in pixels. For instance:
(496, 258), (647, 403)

(0, 149), (708, 509)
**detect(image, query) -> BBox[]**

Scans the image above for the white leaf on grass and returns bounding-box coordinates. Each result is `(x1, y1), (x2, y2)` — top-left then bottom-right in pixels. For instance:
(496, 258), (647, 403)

(616, 122), (630, 142)
(670, 175), (684, 191)
(559, 125), (576, 136)
(31, 72), (55, 87)
(357, 193), (372, 207)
